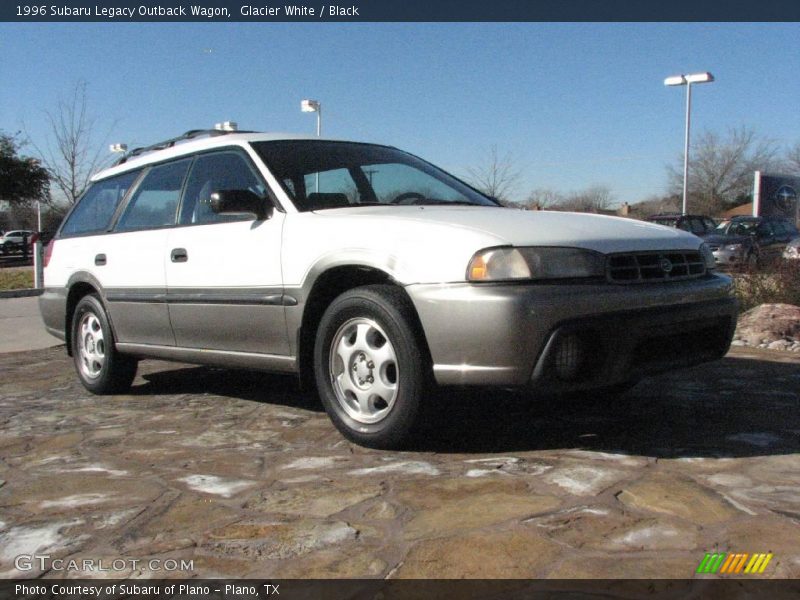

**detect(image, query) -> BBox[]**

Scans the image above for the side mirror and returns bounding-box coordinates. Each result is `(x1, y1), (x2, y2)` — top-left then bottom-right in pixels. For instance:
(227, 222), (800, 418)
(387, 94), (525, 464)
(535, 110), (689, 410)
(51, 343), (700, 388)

(210, 190), (273, 220)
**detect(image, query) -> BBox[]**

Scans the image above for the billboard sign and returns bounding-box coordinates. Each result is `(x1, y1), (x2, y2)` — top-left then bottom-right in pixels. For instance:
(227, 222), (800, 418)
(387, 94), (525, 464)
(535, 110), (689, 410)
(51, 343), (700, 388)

(753, 172), (800, 223)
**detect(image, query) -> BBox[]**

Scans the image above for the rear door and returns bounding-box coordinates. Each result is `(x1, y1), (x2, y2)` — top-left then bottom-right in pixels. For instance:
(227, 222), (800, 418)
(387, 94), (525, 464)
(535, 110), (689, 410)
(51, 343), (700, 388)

(103, 158), (193, 346)
(755, 221), (779, 260)
(164, 149), (289, 355)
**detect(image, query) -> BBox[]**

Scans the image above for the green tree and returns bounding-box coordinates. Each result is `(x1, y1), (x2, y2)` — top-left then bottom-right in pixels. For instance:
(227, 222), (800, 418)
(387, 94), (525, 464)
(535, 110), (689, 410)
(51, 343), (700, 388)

(0, 133), (50, 206)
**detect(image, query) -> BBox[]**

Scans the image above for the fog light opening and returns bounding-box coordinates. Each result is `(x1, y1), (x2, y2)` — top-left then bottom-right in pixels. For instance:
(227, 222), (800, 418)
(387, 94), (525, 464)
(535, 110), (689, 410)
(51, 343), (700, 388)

(554, 333), (584, 381)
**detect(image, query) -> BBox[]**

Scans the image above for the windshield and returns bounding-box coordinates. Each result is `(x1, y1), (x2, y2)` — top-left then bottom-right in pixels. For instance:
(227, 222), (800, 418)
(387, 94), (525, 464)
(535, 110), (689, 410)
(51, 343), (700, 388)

(252, 140), (498, 212)
(715, 219), (758, 236)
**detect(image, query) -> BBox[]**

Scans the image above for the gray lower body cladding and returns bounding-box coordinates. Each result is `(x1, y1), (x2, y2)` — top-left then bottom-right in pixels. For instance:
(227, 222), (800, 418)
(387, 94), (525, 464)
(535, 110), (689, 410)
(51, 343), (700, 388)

(406, 274), (737, 388)
(39, 288), (68, 341)
(42, 275), (737, 390)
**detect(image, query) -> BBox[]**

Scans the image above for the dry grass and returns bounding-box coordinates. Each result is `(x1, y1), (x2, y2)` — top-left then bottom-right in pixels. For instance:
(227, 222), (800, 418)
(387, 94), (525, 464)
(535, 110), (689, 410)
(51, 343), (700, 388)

(732, 260), (800, 312)
(0, 268), (34, 291)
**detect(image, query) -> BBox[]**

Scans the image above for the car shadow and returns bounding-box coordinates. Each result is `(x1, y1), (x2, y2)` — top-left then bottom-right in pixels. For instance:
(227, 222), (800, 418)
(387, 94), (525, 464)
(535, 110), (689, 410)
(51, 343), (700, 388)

(412, 355), (800, 458)
(130, 354), (799, 459)
(133, 365), (325, 413)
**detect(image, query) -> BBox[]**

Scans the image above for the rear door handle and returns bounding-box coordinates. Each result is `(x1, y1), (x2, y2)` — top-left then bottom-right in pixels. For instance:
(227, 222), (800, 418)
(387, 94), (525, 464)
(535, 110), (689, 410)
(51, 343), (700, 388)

(171, 248), (188, 263)
(95, 254), (106, 266)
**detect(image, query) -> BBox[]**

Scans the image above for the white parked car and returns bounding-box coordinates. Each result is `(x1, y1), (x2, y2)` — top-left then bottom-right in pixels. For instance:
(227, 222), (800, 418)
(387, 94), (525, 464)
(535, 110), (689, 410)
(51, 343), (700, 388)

(0, 229), (33, 254)
(40, 128), (737, 448)
(784, 237), (800, 259)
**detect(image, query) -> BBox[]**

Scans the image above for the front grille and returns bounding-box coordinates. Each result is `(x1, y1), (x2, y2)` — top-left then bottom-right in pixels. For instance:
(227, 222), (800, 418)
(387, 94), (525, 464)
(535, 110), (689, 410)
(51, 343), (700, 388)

(607, 251), (706, 283)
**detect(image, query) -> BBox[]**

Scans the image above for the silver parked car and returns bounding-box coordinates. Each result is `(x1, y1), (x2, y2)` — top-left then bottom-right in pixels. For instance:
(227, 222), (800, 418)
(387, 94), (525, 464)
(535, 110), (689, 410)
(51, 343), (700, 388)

(784, 237), (800, 259)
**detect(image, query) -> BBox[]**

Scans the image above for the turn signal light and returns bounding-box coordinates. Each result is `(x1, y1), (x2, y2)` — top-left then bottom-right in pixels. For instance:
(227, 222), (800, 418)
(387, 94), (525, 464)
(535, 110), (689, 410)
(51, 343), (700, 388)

(469, 255), (488, 280)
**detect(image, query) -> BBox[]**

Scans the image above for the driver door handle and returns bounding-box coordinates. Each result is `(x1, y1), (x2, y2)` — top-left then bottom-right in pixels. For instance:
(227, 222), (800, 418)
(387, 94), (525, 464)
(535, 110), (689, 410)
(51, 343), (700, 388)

(171, 248), (188, 263)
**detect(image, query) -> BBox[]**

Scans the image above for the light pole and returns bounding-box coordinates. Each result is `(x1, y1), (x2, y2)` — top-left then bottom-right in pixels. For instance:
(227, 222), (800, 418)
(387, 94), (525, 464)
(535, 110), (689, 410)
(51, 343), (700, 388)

(301, 99), (322, 194)
(664, 72), (714, 215)
(301, 99), (322, 136)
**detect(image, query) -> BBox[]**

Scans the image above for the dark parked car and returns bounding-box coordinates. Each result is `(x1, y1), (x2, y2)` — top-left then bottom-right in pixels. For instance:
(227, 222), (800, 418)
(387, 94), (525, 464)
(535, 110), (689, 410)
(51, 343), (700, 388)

(706, 216), (799, 268)
(646, 214), (717, 238)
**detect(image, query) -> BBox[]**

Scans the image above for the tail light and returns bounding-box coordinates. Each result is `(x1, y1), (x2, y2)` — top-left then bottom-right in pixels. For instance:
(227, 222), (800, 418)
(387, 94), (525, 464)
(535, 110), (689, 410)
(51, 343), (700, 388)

(43, 240), (55, 268)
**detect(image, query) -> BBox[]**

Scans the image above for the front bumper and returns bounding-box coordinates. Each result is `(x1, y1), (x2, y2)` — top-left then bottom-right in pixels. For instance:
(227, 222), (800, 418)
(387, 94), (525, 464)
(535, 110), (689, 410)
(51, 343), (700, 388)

(407, 274), (737, 388)
(712, 247), (746, 266)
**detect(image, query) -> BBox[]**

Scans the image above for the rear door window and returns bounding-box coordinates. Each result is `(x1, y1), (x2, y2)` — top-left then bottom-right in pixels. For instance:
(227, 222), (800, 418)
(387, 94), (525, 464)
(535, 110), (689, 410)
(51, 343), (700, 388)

(60, 170), (140, 237)
(756, 222), (774, 239)
(689, 218), (705, 234)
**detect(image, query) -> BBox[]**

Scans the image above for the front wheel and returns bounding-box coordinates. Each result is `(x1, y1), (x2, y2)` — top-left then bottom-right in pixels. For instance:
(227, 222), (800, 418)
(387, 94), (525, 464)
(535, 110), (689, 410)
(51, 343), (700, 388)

(314, 285), (427, 449)
(71, 293), (138, 394)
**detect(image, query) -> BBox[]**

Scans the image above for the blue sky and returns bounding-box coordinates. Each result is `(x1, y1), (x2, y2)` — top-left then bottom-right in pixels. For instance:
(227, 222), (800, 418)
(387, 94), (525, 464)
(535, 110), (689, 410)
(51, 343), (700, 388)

(2, 22), (799, 205)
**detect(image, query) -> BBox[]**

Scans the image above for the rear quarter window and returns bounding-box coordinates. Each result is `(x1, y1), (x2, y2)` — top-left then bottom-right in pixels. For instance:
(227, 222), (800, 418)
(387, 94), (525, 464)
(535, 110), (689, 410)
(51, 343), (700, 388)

(115, 159), (191, 231)
(60, 170), (140, 237)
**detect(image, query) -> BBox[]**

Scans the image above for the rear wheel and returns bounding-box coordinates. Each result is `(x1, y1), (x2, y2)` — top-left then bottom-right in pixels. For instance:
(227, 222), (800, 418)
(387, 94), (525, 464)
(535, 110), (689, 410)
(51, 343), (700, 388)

(314, 285), (426, 449)
(71, 293), (138, 394)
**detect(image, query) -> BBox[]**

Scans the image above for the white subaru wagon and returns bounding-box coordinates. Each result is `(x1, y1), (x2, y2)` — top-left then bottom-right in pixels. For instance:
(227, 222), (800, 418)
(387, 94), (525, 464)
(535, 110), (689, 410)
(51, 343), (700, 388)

(40, 128), (737, 448)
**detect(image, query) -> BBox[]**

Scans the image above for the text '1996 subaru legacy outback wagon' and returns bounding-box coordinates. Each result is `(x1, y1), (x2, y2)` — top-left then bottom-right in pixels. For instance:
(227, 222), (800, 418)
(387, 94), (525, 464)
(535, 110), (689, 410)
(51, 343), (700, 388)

(40, 126), (737, 448)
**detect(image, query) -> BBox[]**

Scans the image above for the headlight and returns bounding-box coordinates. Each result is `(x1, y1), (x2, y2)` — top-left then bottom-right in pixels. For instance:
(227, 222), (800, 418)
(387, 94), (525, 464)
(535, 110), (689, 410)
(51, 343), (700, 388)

(724, 243), (742, 251)
(467, 247), (605, 281)
(700, 243), (716, 270)
(467, 248), (530, 281)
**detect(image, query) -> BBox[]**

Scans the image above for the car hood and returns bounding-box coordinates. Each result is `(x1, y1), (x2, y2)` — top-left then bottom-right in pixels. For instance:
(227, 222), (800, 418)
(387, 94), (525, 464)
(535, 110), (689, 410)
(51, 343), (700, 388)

(314, 205), (704, 254)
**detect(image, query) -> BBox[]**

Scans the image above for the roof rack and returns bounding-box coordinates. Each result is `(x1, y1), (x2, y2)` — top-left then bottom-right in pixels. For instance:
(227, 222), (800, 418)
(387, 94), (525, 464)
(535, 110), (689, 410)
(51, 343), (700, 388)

(115, 128), (254, 165)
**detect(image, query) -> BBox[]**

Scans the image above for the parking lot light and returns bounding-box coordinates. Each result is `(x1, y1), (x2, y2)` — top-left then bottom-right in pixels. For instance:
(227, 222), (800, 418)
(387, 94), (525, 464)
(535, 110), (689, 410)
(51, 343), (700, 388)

(301, 99), (322, 136)
(664, 71), (715, 216)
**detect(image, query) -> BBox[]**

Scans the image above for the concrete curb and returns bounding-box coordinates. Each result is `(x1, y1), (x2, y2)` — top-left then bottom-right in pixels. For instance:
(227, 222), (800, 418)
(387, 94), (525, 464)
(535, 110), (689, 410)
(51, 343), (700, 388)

(0, 288), (43, 299)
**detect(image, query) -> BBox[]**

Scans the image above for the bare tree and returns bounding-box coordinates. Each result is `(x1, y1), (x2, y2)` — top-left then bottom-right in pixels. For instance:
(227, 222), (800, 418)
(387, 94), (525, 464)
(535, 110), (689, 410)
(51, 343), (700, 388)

(559, 185), (615, 213)
(27, 81), (113, 205)
(785, 142), (800, 174)
(465, 146), (522, 204)
(523, 187), (563, 210)
(627, 194), (681, 219)
(667, 126), (781, 214)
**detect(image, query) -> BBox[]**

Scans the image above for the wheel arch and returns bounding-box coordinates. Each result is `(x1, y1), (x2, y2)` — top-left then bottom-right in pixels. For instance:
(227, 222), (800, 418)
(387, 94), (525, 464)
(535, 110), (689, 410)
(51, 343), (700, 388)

(64, 272), (107, 356)
(295, 264), (432, 390)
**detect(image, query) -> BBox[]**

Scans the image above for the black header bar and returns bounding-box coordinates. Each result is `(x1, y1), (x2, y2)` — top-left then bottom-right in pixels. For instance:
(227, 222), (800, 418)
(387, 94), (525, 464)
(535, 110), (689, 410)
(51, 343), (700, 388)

(3, 0), (800, 22)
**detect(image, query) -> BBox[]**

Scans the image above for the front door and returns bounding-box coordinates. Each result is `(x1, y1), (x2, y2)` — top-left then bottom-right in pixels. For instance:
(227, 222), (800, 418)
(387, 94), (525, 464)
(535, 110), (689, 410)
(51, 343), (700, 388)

(164, 150), (289, 356)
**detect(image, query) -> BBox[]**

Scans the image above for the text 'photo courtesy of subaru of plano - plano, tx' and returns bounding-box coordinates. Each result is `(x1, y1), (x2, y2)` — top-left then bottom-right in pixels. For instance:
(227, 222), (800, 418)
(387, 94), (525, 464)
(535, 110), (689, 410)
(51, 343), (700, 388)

(39, 126), (738, 449)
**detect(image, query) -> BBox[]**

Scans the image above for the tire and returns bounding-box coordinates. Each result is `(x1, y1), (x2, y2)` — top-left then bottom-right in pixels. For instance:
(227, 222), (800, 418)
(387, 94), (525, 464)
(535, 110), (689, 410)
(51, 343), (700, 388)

(314, 285), (427, 449)
(71, 293), (138, 394)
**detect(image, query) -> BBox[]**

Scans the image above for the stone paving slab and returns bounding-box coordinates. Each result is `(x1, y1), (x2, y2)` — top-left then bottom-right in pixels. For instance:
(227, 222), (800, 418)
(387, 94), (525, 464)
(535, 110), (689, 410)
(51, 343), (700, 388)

(0, 345), (798, 579)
